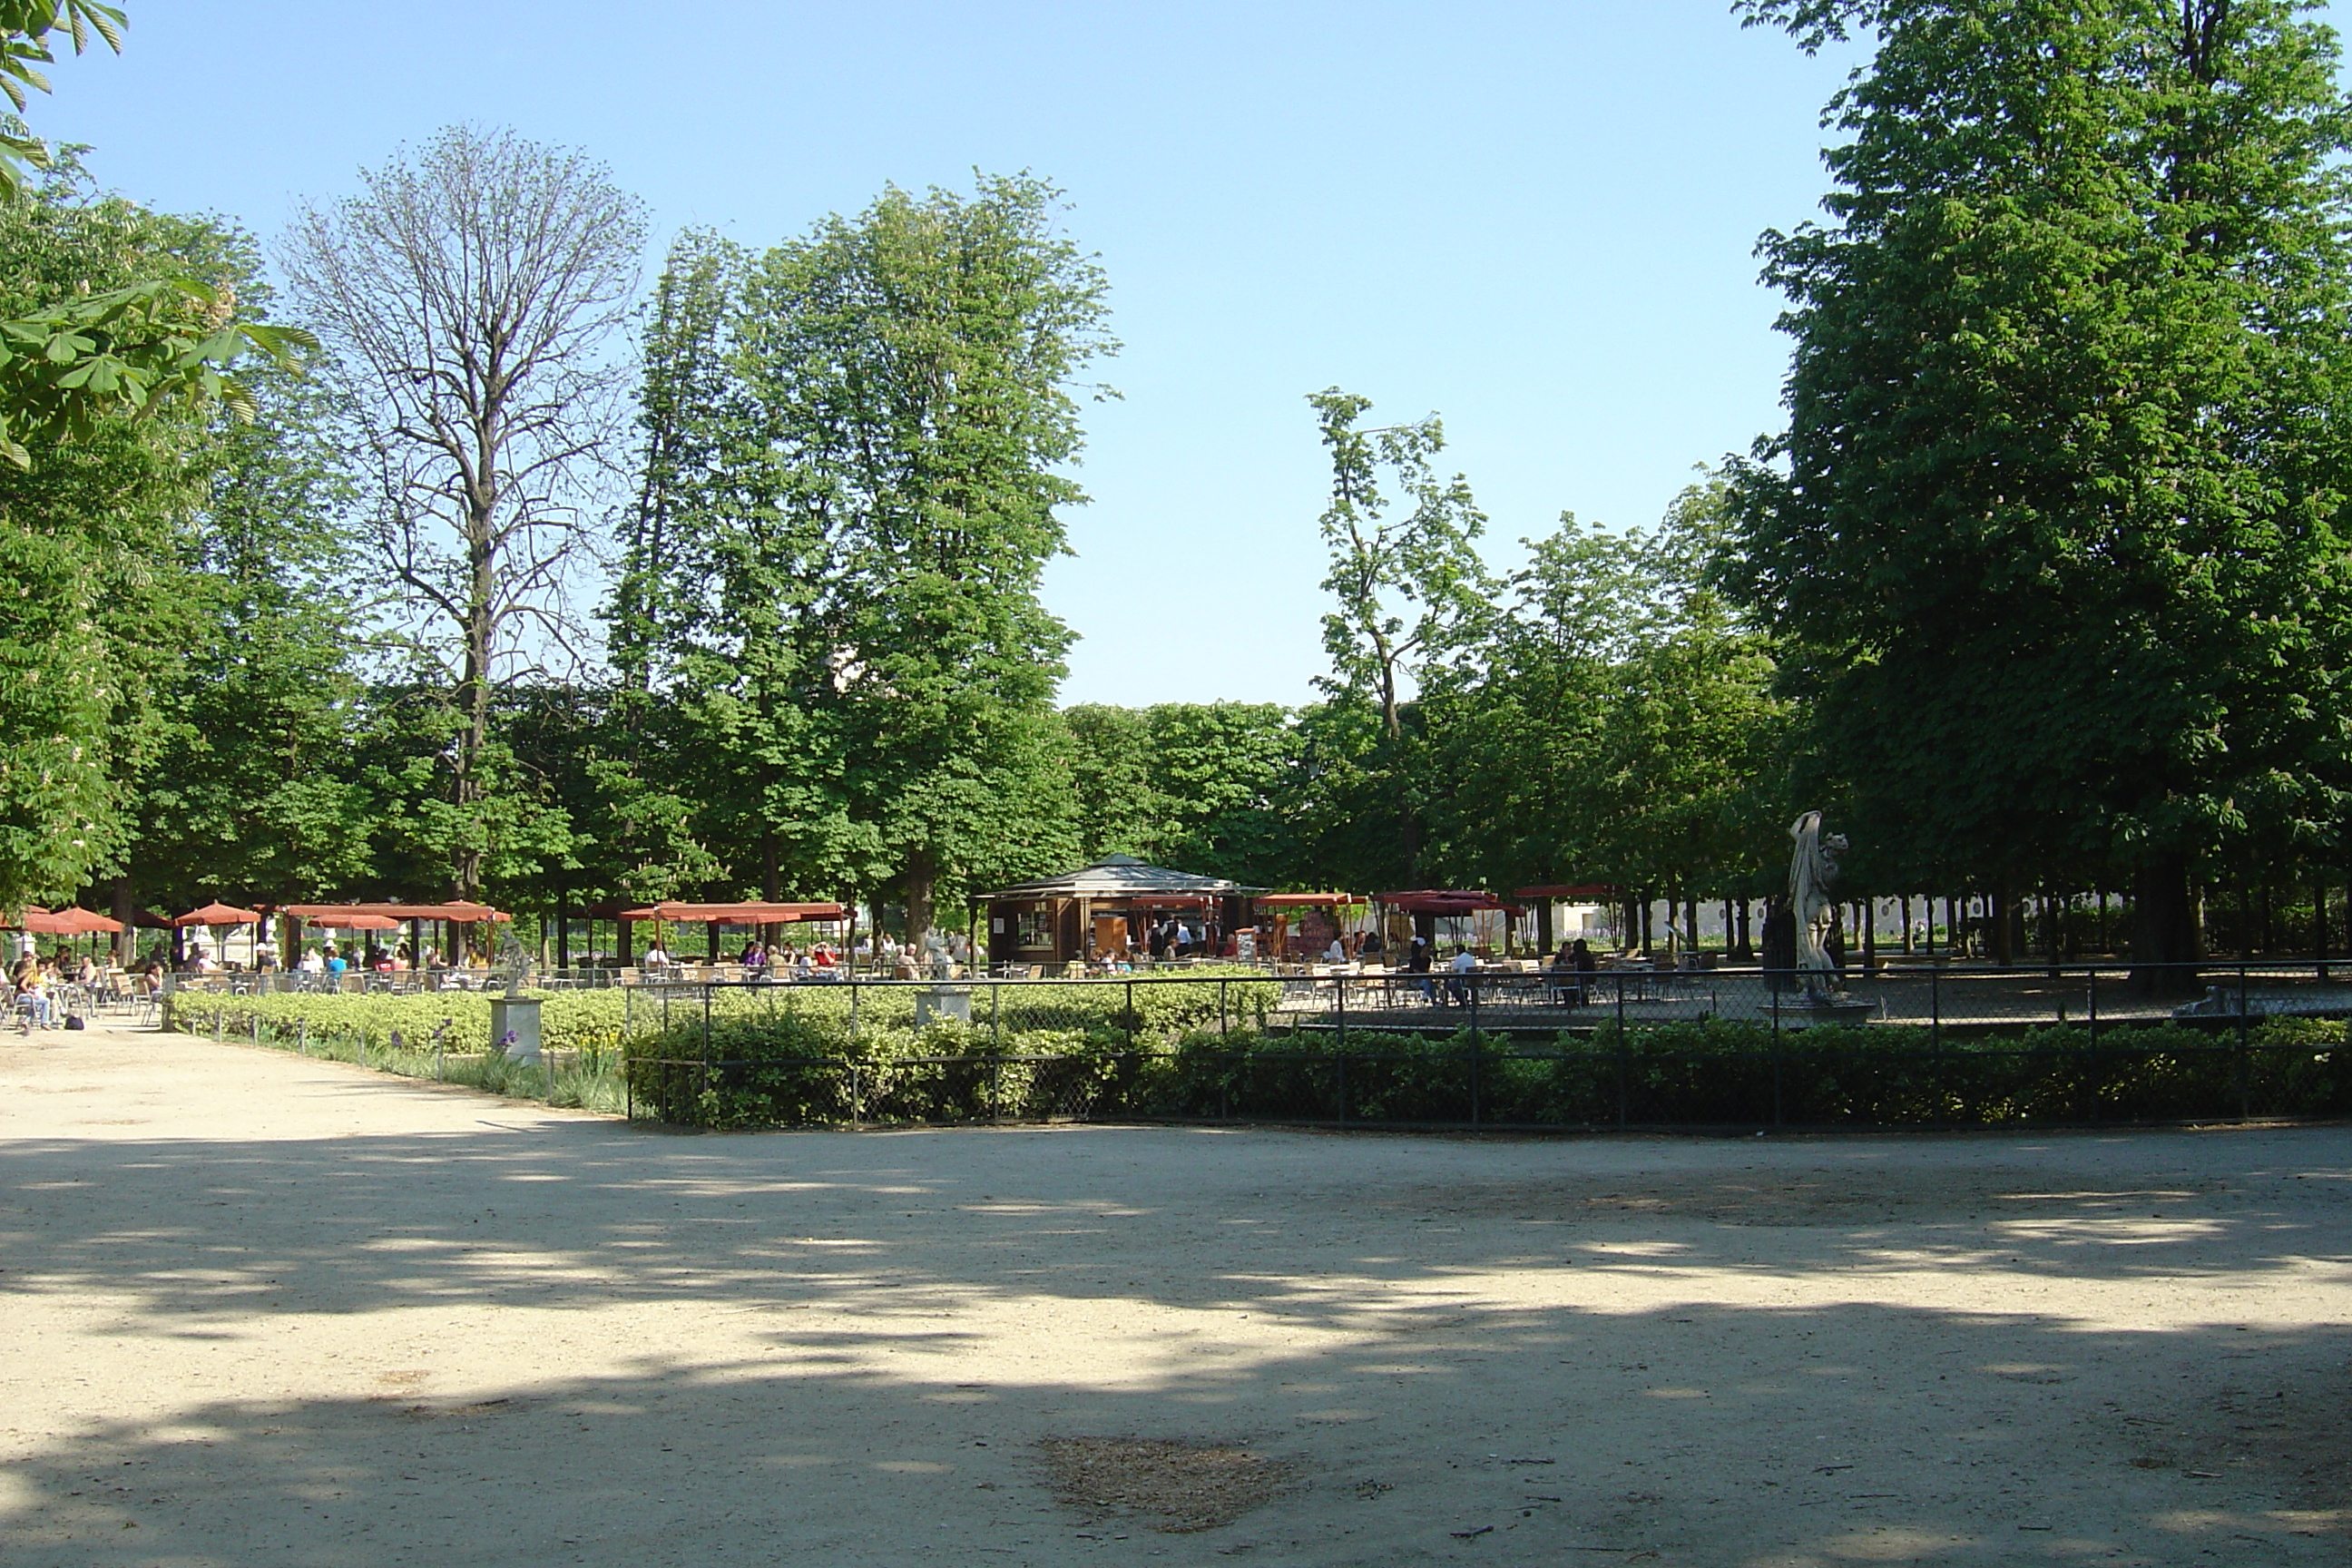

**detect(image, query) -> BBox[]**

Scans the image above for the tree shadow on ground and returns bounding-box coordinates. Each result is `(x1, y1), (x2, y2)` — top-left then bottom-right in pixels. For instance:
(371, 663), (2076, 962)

(2, 1121), (2347, 1565)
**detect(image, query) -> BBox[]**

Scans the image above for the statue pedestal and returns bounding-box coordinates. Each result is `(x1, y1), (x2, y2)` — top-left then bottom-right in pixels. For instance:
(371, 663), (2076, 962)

(1771, 995), (1878, 1028)
(915, 986), (971, 1028)
(491, 997), (543, 1062)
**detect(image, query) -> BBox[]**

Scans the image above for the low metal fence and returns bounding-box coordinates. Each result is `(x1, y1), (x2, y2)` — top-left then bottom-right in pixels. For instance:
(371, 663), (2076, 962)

(157, 960), (2352, 1131)
(613, 961), (2352, 1130)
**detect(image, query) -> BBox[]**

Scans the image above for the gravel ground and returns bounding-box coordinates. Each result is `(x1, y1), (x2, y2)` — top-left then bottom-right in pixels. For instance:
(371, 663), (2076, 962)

(1, 1020), (2347, 1566)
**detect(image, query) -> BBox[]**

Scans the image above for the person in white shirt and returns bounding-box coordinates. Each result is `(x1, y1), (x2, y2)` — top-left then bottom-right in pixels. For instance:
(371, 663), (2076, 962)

(1326, 937), (1347, 965)
(1446, 946), (1478, 1006)
(643, 942), (671, 971)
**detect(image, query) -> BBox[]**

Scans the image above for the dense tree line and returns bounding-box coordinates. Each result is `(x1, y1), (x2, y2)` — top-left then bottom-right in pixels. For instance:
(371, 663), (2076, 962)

(15, 1), (2352, 977)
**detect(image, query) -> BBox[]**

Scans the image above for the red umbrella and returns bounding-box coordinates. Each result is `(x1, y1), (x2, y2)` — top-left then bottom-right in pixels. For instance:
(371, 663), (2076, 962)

(51, 907), (122, 934)
(9, 907), (72, 934)
(302, 913), (400, 930)
(174, 902), (262, 927)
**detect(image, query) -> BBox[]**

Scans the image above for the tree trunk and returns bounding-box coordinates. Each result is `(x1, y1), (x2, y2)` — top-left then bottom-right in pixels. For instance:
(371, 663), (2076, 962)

(1861, 897), (1876, 969)
(2128, 850), (2202, 995)
(112, 875), (135, 967)
(905, 848), (938, 944)
(1989, 885), (2015, 965)
(1638, 895), (1653, 956)
(1735, 897), (1752, 961)
(760, 832), (784, 952)
(449, 514), (495, 902)
(555, 887), (570, 968)
(1683, 893), (1698, 955)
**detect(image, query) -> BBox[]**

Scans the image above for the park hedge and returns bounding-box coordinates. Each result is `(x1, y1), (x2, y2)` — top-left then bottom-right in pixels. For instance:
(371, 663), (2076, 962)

(163, 985), (2352, 1132)
(622, 1013), (2352, 1130)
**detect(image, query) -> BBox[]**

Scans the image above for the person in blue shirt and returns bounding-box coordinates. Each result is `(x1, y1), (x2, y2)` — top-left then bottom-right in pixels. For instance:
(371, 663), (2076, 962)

(324, 945), (348, 977)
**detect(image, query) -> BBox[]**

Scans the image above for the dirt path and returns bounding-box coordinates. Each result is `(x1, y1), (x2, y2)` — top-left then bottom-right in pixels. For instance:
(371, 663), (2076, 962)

(2, 1022), (2347, 1565)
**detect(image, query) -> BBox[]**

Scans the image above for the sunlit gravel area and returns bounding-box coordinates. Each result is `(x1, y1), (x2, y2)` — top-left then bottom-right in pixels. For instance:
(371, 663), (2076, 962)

(2, 1021), (2347, 1566)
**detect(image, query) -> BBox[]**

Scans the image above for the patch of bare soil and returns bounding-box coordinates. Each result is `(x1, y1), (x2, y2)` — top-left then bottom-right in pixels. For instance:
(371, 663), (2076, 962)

(1036, 1436), (1290, 1533)
(2146, 1350), (2352, 1531)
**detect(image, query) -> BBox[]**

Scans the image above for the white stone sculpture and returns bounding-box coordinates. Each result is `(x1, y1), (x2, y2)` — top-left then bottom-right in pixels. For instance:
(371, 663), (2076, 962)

(1788, 810), (1848, 997)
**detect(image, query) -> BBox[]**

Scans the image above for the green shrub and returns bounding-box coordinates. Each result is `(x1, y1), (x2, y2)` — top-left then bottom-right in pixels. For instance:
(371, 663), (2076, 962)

(168, 983), (2352, 1130)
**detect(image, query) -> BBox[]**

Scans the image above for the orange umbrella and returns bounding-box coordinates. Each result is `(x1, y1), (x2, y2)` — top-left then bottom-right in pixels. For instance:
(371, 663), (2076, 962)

(173, 902), (262, 926)
(51, 907), (122, 934)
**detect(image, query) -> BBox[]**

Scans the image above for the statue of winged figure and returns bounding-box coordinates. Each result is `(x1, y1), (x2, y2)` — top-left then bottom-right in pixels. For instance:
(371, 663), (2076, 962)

(1788, 810), (1848, 997)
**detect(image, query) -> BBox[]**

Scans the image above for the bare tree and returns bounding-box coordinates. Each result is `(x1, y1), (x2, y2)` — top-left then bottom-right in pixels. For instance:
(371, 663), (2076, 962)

(282, 125), (645, 899)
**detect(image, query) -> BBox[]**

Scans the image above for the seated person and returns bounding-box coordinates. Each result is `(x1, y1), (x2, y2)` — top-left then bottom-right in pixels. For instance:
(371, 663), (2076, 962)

(1445, 946), (1478, 1006)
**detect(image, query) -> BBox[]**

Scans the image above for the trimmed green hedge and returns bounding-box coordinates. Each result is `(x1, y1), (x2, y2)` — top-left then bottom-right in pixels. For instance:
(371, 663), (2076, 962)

(166, 985), (2351, 1132)
(168, 988), (633, 1059)
(622, 1014), (2352, 1130)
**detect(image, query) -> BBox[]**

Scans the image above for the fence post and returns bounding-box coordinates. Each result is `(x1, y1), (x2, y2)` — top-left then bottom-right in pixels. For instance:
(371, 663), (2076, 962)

(850, 978), (861, 1054)
(1469, 991), (1482, 1130)
(1336, 973), (1348, 1053)
(2086, 965), (2100, 1124)
(992, 982), (1002, 1052)
(624, 986), (632, 1034)
(1220, 978), (1229, 1037)
(252, 1014), (260, 1049)
(296, 1017), (308, 1057)
(849, 1060), (862, 1125)
(2238, 959), (2251, 1121)
(1125, 980), (1136, 1051)
(1770, 983), (1783, 1129)
(1614, 971), (1629, 1130)
(700, 987), (711, 1103)
(1336, 1050), (1347, 1125)
(1930, 961), (1944, 1128)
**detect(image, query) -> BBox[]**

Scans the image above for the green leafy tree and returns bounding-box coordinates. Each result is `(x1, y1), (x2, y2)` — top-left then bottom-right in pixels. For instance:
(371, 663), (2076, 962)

(0, 179), (289, 911)
(1061, 702), (1297, 883)
(1725, 0), (2352, 987)
(1308, 387), (1490, 879)
(126, 367), (377, 914)
(617, 177), (1112, 933)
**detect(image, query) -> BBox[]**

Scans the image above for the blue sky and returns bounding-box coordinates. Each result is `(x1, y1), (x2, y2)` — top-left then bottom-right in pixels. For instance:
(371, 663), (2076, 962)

(43, 2), (2298, 708)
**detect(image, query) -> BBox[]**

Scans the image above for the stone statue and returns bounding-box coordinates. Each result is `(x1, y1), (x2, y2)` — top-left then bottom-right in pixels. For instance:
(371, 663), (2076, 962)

(495, 925), (533, 998)
(1788, 810), (1847, 997)
(922, 929), (955, 982)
